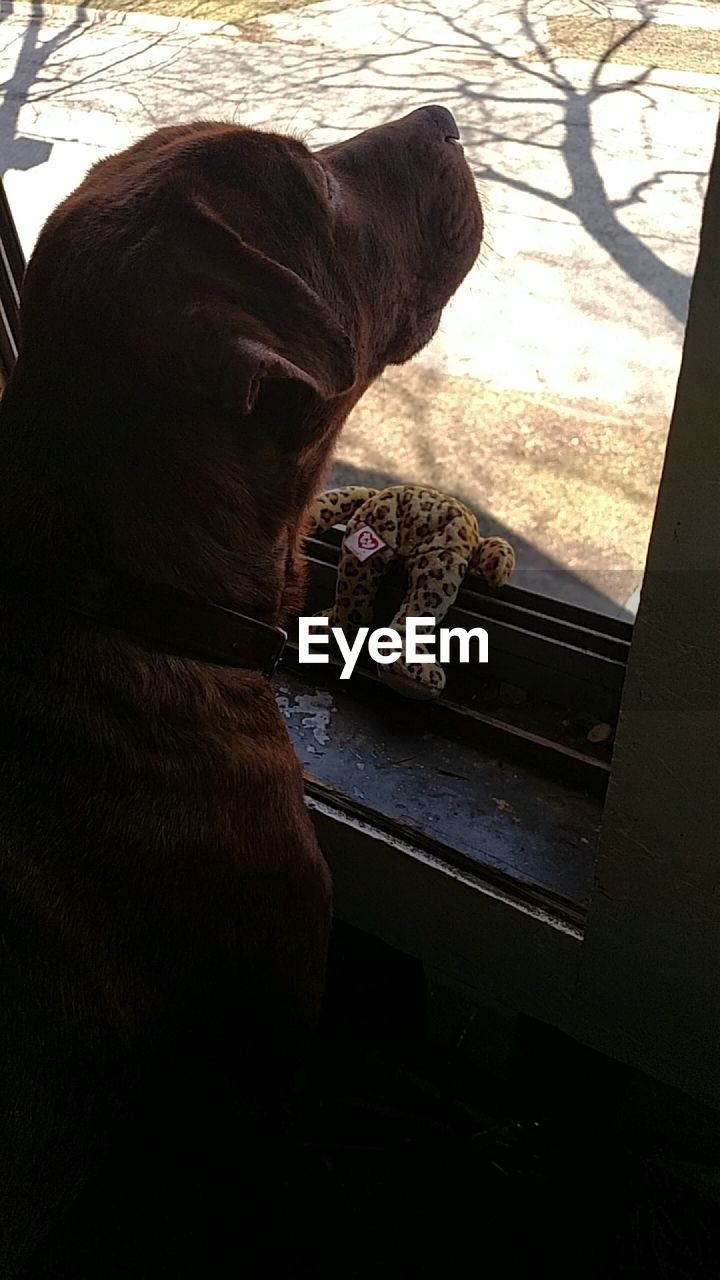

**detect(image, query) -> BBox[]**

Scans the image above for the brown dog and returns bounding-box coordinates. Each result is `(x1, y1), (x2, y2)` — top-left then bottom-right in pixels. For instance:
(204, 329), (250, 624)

(0, 106), (482, 1274)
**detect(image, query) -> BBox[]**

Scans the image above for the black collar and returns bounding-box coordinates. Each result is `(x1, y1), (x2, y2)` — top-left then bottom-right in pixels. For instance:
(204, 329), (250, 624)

(2, 572), (287, 678)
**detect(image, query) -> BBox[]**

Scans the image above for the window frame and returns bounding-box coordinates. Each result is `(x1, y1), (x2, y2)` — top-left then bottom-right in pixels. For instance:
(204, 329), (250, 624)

(0, 182), (22, 387)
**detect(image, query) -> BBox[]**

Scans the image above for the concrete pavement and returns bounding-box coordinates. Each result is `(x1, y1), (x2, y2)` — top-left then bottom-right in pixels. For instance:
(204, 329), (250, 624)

(1, 0), (718, 613)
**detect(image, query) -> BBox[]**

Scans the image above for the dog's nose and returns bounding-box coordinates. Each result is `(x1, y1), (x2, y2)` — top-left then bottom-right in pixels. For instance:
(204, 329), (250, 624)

(413, 104), (460, 141)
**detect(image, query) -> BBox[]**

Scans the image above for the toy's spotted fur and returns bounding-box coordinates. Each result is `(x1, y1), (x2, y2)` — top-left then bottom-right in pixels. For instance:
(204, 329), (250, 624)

(309, 485), (515, 698)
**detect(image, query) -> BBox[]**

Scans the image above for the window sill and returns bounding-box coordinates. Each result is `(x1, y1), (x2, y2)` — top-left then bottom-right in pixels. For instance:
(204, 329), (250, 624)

(276, 657), (592, 1026)
(272, 530), (628, 1017)
(277, 663), (599, 926)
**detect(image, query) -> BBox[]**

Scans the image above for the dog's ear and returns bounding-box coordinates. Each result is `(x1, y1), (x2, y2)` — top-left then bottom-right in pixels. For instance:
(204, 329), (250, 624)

(159, 197), (357, 414)
(226, 312), (355, 418)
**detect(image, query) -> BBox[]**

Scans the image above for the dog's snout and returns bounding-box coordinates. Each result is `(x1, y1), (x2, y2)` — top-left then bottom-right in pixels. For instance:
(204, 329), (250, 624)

(413, 104), (460, 141)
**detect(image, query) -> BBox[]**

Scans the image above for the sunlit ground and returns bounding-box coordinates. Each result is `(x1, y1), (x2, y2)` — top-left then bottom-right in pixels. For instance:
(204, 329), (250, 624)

(333, 364), (665, 611)
(83, 0), (311, 21)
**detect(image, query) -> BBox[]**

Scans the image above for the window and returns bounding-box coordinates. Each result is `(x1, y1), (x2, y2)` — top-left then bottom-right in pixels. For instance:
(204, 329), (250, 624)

(323, 4), (715, 622)
(0, 1), (713, 622)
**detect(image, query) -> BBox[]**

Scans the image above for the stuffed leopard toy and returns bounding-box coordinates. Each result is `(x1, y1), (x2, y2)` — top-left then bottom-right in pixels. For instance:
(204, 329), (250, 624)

(309, 484), (515, 699)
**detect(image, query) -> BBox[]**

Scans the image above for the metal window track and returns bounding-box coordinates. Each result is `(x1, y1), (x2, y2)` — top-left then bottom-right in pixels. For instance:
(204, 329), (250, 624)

(290, 528), (632, 797)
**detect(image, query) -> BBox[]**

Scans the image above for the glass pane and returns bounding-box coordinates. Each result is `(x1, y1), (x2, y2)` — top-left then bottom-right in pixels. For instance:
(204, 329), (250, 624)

(325, 6), (718, 620)
(1, 0), (715, 620)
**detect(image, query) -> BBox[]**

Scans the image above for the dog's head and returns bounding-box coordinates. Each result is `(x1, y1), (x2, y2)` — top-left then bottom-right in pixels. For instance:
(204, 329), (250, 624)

(19, 106), (481, 411)
(5, 108), (482, 613)
(318, 105), (483, 374)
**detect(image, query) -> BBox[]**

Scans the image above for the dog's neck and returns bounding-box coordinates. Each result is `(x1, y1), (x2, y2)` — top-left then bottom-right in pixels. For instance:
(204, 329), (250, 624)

(0, 385), (342, 628)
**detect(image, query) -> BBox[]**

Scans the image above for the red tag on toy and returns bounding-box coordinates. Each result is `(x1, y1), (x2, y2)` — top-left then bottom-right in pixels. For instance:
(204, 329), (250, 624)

(345, 525), (387, 561)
